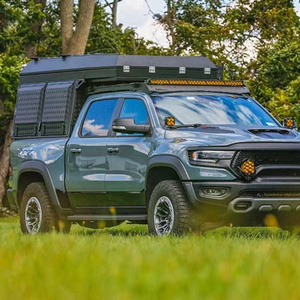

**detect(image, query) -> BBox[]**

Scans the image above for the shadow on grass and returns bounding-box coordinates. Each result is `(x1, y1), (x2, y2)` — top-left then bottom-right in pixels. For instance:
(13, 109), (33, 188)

(73, 221), (293, 240)
(204, 226), (293, 240)
(73, 222), (148, 237)
(0, 216), (294, 239)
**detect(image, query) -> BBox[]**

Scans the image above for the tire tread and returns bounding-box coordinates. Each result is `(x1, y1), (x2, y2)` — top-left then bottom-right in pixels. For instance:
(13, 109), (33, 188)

(148, 180), (193, 235)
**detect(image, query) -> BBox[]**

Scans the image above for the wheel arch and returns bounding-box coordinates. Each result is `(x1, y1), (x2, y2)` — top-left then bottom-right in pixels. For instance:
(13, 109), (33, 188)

(146, 155), (190, 206)
(17, 161), (71, 216)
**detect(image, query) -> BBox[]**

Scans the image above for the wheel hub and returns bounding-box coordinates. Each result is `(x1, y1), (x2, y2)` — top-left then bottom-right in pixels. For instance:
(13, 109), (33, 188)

(25, 197), (42, 234)
(154, 196), (174, 235)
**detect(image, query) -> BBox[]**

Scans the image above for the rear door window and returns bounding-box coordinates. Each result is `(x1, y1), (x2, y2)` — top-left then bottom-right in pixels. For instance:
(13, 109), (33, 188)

(81, 99), (118, 137)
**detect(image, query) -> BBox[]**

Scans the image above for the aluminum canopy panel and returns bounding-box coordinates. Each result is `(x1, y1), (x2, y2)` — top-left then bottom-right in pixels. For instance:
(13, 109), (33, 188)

(20, 54), (222, 84)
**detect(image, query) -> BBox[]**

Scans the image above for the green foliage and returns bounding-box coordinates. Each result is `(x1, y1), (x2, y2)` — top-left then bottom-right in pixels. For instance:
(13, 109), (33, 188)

(0, 54), (26, 100)
(265, 76), (300, 125)
(247, 37), (300, 122)
(157, 0), (224, 57)
(35, 0), (61, 57)
(250, 40), (300, 94)
(0, 0), (46, 55)
(158, 0), (299, 79)
(0, 53), (27, 138)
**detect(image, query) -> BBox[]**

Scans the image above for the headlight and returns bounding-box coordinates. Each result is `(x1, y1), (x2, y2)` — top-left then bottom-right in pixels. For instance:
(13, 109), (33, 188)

(189, 150), (235, 164)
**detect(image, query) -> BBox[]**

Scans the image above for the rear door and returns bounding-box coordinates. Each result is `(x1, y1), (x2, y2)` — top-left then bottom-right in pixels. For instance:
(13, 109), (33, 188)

(65, 97), (119, 211)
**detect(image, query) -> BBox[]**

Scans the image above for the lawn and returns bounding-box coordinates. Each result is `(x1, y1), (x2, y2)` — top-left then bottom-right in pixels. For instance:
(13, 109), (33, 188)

(0, 217), (300, 300)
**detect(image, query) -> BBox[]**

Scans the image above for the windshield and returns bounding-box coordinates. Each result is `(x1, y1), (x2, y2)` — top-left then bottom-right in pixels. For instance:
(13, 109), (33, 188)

(151, 94), (278, 127)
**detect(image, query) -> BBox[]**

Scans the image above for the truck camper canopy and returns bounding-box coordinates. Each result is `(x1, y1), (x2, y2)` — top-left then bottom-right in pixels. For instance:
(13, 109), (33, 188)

(14, 54), (248, 138)
(19, 54), (223, 84)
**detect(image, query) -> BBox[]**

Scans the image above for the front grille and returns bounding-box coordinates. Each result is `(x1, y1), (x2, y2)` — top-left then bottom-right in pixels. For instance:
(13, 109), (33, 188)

(232, 150), (300, 178)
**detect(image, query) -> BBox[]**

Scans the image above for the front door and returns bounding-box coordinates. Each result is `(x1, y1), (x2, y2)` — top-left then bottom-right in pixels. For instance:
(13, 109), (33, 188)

(106, 98), (152, 206)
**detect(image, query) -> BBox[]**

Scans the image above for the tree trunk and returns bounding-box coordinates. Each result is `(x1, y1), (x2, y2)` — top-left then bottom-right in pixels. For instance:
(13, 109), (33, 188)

(112, 0), (118, 28)
(0, 121), (13, 206)
(130, 34), (137, 54)
(166, 0), (177, 55)
(60, 0), (95, 55)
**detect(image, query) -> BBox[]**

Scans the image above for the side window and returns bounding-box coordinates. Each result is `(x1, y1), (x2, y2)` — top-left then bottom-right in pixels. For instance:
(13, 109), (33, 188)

(117, 99), (149, 136)
(81, 99), (118, 137)
(120, 99), (148, 125)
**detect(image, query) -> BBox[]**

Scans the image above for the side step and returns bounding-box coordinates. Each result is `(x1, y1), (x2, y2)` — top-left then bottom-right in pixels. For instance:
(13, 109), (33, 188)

(67, 214), (148, 221)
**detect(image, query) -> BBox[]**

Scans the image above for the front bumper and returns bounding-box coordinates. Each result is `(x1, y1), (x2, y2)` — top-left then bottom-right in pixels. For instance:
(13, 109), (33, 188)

(183, 180), (300, 214)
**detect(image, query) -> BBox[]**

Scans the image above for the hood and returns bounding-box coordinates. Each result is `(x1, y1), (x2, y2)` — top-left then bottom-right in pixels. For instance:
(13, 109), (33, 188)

(164, 126), (300, 146)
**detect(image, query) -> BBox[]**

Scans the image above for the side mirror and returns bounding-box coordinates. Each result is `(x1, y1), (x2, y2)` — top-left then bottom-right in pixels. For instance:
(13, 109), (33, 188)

(112, 118), (151, 134)
(282, 118), (297, 130)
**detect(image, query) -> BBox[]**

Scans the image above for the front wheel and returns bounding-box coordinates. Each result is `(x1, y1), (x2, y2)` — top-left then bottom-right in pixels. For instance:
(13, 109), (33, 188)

(20, 182), (71, 234)
(148, 180), (193, 236)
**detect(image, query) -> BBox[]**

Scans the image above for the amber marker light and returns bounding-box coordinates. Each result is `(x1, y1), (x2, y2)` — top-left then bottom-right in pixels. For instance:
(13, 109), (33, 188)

(282, 117), (297, 129)
(286, 119), (294, 127)
(165, 117), (176, 127)
(240, 159), (255, 176)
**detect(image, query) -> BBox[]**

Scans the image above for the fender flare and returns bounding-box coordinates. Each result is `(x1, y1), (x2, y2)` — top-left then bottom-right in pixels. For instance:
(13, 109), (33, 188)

(147, 155), (190, 181)
(18, 161), (72, 216)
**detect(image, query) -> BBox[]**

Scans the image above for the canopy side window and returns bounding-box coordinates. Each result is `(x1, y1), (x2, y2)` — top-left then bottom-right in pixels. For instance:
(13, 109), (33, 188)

(41, 81), (76, 136)
(13, 83), (46, 137)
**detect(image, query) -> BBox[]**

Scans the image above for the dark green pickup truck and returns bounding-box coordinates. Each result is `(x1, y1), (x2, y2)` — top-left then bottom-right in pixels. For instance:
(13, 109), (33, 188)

(7, 54), (300, 235)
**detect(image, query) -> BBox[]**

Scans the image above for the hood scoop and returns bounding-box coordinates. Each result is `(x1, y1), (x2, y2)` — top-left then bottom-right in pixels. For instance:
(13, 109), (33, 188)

(248, 128), (297, 139)
(178, 126), (235, 134)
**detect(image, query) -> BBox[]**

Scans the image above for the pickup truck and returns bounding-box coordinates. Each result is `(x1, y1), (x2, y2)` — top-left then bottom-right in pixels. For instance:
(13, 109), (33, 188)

(7, 54), (300, 235)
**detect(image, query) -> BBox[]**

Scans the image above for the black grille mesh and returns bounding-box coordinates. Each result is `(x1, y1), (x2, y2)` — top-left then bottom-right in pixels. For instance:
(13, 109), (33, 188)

(232, 150), (300, 176)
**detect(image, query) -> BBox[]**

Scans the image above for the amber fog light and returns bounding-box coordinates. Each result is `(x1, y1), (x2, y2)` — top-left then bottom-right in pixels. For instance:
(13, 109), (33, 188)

(240, 159), (255, 176)
(199, 187), (229, 198)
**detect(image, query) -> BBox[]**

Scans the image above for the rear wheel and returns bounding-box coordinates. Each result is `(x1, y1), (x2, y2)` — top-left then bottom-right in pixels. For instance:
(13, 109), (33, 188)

(148, 180), (193, 235)
(20, 182), (71, 234)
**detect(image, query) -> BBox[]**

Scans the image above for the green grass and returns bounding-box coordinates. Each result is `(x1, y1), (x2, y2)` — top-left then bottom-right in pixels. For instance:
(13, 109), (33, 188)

(1, 217), (300, 300)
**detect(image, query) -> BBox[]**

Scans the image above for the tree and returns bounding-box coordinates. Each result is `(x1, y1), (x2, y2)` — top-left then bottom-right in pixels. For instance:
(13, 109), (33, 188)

(60, 0), (95, 55)
(103, 0), (122, 28)
(156, 0), (299, 77)
(0, 54), (27, 205)
(86, 1), (167, 55)
(25, 0), (47, 57)
(247, 37), (300, 123)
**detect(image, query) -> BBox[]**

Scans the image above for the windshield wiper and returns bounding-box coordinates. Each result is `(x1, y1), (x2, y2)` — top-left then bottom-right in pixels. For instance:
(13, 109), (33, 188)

(166, 123), (235, 133)
(167, 124), (209, 129)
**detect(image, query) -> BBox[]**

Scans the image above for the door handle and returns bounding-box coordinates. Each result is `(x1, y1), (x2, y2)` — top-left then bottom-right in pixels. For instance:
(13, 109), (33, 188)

(70, 148), (82, 154)
(107, 147), (119, 154)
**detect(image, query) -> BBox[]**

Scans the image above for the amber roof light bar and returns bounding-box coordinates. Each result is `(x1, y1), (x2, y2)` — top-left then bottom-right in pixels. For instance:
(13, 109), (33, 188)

(148, 79), (244, 86)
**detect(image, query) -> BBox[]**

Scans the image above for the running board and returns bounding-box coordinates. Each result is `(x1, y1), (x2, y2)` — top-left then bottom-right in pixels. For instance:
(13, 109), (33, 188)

(67, 214), (148, 221)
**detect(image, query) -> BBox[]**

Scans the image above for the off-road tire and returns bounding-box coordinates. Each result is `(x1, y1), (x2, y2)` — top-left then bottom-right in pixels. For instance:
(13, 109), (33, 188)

(148, 180), (193, 235)
(20, 182), (71, 234)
